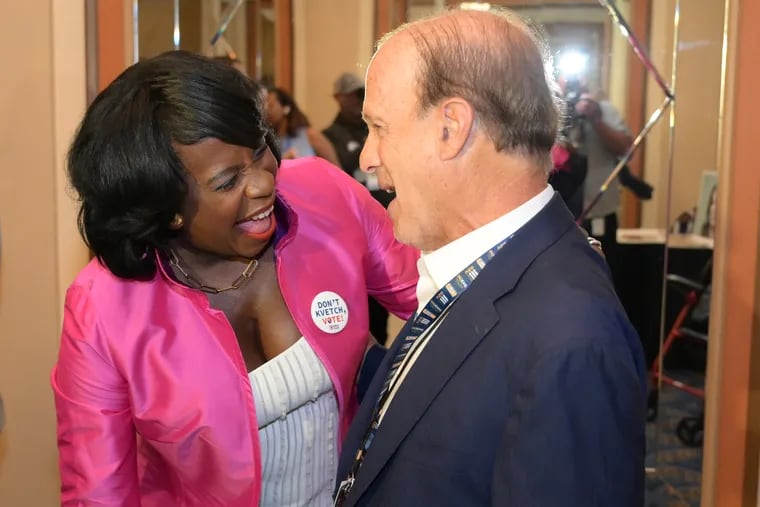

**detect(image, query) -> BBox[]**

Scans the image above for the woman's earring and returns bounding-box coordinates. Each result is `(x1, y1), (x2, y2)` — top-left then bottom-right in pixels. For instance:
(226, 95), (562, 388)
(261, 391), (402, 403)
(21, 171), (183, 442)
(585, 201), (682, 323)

(170, 214), (184, 230)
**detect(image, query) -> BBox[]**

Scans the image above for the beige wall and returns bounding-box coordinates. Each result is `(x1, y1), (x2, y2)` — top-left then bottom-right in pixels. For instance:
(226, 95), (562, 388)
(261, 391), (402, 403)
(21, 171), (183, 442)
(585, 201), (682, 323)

(668, 0), (724, 222)
(639, 0), (674, 229)
(137, 0), (208, 60)
(606, 2), (631, 118)
(293, 0), (374, 130)
(640, 0), (724, 229)
(138, 0), (176, 58)
(0, 1), (90, 506)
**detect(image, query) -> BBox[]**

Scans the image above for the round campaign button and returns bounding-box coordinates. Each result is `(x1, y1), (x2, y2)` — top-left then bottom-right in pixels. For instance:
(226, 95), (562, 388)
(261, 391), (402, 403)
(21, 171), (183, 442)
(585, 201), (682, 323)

(311, 291), (349, 334)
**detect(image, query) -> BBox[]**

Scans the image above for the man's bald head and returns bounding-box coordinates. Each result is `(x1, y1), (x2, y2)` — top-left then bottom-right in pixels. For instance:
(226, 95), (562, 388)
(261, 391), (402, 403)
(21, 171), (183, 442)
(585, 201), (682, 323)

(375, 8), (560, 170)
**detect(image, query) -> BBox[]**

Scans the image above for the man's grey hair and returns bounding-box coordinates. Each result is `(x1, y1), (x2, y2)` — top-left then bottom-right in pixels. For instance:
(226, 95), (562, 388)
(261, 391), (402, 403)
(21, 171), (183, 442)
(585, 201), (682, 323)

(377, 7), (561, 172)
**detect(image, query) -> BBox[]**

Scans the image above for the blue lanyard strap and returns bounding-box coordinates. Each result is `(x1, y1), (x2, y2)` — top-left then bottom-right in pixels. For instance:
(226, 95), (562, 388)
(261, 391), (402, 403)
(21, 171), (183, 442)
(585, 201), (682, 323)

(334, 237), (510, 505)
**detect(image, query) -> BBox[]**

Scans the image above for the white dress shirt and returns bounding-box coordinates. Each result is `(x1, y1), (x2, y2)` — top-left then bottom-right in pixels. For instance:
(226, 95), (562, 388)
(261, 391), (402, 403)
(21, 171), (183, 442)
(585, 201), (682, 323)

(378, 185), (555, 421)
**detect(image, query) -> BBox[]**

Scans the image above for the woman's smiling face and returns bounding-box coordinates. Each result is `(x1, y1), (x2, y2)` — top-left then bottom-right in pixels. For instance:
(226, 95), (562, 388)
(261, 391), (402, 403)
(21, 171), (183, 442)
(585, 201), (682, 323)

(173, 137), (279, 259)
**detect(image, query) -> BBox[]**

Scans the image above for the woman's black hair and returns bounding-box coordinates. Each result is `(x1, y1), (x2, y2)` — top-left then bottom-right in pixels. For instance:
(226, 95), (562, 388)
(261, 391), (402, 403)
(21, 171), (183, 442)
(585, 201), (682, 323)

(68, 50), (281, 280)
(269, 87), (310, 137)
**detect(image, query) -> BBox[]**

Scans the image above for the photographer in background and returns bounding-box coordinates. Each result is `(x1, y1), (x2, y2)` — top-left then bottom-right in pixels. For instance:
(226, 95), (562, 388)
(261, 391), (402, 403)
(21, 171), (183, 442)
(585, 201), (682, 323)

(559, 74), (634, 287)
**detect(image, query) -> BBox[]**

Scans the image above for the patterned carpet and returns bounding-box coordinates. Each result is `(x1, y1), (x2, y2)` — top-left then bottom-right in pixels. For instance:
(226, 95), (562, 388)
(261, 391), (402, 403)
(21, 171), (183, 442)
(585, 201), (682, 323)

(645, 370), (705, 507)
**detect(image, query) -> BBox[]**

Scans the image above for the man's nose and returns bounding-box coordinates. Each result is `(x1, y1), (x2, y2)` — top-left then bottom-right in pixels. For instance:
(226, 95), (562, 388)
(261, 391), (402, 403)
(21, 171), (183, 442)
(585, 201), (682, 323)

(359, 134), (378, 173)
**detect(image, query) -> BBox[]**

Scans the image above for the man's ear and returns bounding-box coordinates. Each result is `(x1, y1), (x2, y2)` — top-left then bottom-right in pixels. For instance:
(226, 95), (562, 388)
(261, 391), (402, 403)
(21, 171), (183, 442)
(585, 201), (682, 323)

(438, 97), (475, 161)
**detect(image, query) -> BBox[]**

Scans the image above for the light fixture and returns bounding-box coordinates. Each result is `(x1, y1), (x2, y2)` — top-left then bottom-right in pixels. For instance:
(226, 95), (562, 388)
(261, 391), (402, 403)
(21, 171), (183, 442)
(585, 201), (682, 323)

(459, 2), (492, 11)
(557, 49), (589, 78)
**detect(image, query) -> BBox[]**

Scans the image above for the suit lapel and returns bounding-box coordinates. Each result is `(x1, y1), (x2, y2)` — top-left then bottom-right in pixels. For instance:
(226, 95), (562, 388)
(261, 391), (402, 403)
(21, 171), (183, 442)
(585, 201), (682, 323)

(348, 294), (500, 502)
(347, 194), (578, 503)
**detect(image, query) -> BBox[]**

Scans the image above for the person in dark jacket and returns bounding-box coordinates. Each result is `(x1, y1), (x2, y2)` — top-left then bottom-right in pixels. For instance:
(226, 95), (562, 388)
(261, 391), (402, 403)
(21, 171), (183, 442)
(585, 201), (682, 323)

(324, 73), (394, 344)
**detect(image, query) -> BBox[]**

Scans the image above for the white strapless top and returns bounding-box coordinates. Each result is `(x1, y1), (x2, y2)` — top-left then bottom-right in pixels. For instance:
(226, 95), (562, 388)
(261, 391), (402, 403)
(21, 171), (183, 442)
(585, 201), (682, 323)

(249, 337), (339, 506)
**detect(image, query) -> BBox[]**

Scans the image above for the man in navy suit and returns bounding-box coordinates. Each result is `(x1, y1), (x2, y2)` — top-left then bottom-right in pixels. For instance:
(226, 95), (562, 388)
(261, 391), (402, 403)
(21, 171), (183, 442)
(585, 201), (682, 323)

(334, 6), (647, 507)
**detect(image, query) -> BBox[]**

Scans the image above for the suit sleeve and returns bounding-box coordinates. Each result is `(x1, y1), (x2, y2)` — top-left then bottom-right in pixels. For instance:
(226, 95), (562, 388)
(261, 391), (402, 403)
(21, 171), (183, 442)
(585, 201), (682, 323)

(491, 340), (646, 507)
(52, 286), (140, 506)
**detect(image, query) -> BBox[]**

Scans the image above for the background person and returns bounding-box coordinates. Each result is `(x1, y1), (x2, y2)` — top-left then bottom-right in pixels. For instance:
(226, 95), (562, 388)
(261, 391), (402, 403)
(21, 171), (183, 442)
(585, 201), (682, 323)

(323, 72), (393, 345)
(265, 86), (340, 165)
(560, 76), (635, 286)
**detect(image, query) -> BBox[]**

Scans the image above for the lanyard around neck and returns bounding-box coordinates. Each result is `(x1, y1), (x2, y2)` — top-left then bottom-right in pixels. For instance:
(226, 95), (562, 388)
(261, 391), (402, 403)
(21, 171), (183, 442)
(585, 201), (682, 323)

(334, 235), (511, 506)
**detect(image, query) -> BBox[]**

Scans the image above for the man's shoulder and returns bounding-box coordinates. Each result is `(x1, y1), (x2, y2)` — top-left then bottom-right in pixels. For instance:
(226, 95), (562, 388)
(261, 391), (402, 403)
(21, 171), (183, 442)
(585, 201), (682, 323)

(487, 227), (630, 333)
(535, 246), (633, 334)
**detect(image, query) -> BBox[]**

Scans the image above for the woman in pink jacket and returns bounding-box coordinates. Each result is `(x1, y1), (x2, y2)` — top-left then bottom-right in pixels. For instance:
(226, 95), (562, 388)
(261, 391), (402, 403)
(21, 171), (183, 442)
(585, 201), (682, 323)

(52, 51), (418, 506)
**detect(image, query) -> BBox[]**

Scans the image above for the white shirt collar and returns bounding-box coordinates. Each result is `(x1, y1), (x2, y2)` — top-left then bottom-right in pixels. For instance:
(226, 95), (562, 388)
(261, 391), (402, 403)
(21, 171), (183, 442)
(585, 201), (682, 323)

(415, 185), (554, 314)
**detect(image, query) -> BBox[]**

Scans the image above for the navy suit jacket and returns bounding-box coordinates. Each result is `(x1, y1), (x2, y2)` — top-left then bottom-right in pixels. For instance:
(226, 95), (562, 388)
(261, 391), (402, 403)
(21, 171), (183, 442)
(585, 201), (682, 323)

(336, 195), (647, 506)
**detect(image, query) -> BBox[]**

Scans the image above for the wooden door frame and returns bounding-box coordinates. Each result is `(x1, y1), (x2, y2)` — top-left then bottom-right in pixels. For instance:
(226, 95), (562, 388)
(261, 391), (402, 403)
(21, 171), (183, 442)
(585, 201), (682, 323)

(376, 0), (408, 39)
(273, 0), (292, 90)
(620, 0), (650, 228)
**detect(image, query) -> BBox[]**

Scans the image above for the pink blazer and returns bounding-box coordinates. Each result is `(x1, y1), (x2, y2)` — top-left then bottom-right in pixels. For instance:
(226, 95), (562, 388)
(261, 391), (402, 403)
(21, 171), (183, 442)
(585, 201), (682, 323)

(52, 158), (419, 506)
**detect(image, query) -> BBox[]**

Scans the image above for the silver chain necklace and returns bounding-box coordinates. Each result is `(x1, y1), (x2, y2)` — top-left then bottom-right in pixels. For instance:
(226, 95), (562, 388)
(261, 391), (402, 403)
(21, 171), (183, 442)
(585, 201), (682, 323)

(168, 249), (259, 294)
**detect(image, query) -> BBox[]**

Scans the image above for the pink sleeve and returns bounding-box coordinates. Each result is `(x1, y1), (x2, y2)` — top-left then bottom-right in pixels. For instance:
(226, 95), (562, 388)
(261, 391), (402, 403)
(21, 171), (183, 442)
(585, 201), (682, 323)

(52, 286), (141, 506)
(351, 181), (419, 320)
